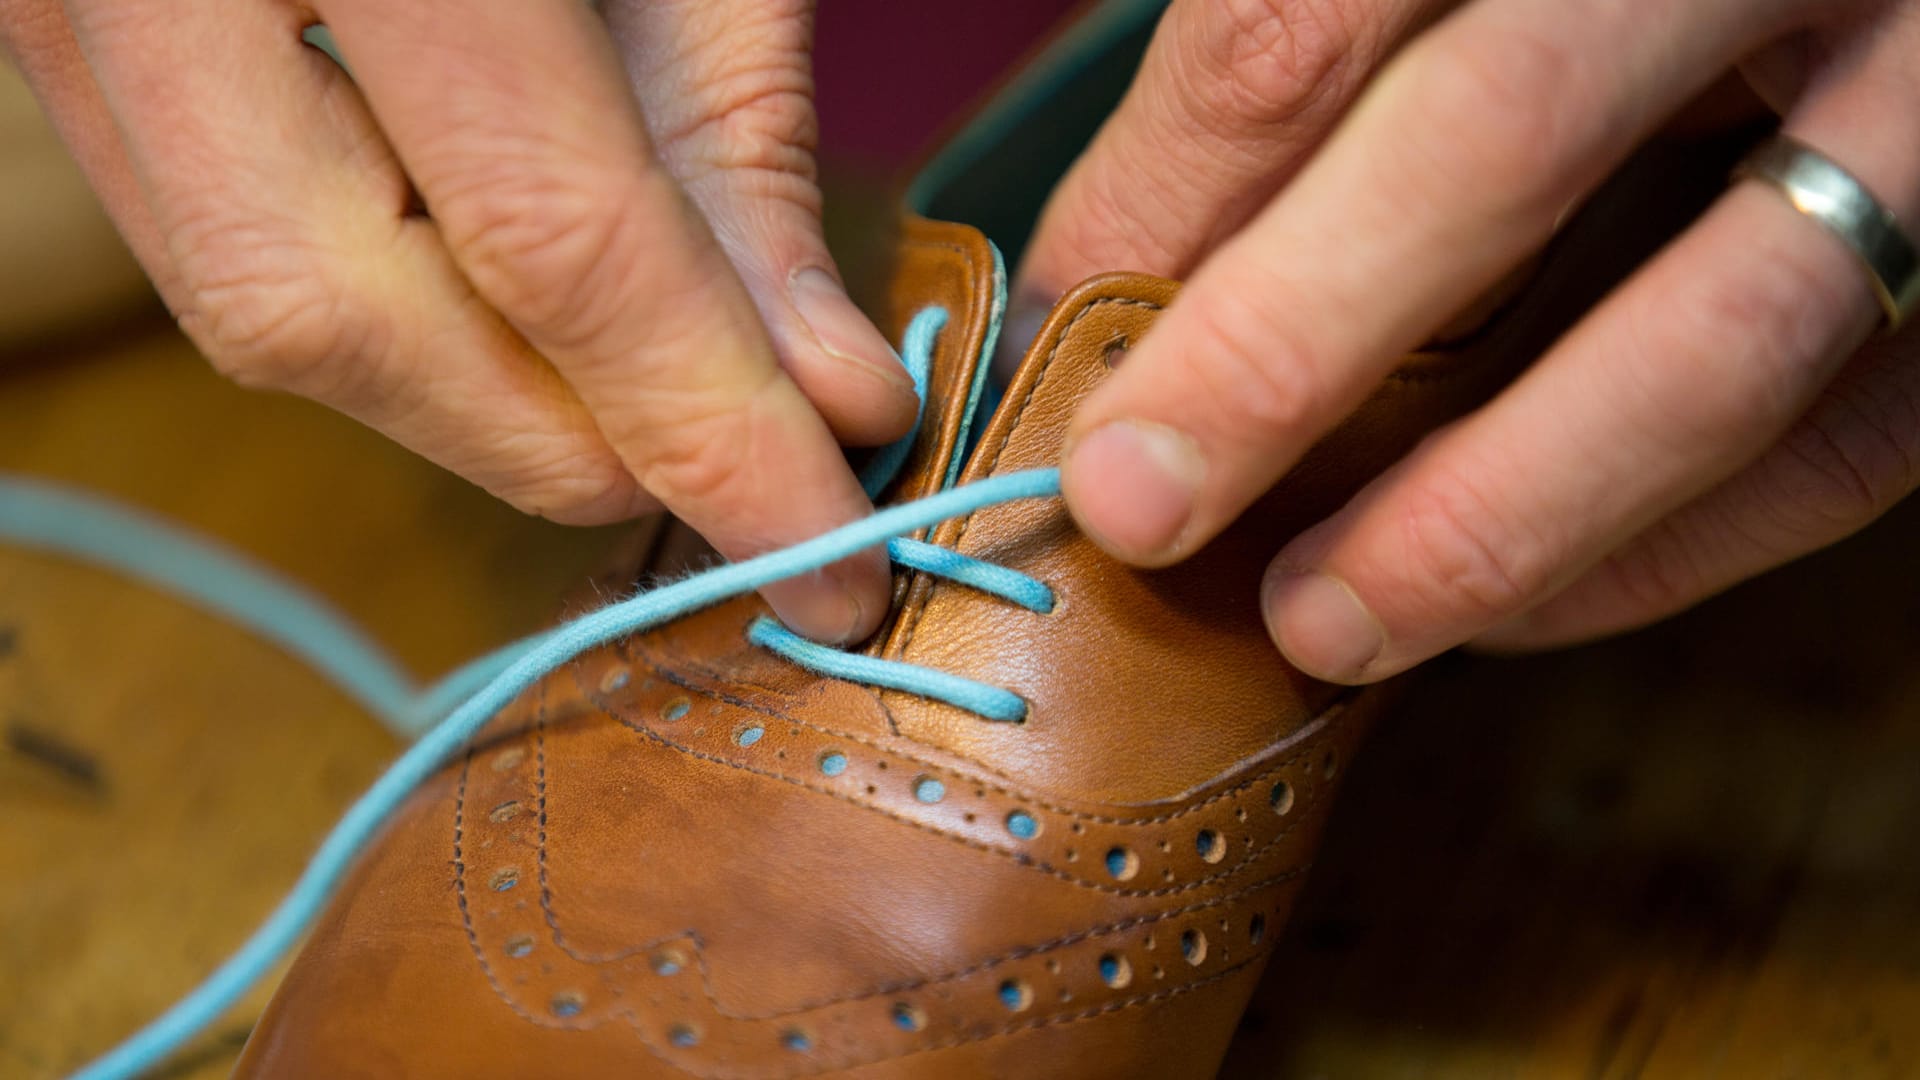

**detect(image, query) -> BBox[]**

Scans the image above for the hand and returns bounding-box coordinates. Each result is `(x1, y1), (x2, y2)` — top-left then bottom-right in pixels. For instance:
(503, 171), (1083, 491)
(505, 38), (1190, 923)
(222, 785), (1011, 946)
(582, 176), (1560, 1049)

(0, 0), (911, 642)
(1030, 0), (1920, 681)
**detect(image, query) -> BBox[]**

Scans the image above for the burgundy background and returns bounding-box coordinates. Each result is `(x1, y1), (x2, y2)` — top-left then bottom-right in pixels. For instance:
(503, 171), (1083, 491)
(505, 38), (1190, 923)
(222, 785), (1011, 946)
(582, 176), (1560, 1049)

(813, 0), (1087, 170)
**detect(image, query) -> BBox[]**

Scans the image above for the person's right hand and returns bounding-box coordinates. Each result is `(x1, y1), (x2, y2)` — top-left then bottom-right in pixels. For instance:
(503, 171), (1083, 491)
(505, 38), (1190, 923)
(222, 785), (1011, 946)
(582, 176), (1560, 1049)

(0, 0), (912, 642)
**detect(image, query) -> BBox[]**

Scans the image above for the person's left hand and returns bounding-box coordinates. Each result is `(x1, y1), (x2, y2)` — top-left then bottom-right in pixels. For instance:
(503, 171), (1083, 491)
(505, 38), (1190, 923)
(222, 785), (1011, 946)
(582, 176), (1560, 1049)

(1019, 0), (1920, 683)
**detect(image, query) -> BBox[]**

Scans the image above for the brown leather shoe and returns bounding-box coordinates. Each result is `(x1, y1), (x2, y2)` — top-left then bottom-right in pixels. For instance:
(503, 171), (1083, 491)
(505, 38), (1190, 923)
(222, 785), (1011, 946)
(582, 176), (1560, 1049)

(227, 190), (1584, 1078)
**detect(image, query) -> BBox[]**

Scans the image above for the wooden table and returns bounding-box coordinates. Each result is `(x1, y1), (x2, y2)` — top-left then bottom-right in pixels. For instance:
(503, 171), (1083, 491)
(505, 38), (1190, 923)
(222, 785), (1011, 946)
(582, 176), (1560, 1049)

(4, 322), (1916, 1079)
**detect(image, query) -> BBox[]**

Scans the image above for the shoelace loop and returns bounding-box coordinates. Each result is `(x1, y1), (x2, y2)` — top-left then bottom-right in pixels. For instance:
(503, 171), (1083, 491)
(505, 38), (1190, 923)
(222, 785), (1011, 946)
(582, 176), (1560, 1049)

(753, 305), (1051, 723)
(19, 302), (1065, 1079)
(750, 538), (1055, 724)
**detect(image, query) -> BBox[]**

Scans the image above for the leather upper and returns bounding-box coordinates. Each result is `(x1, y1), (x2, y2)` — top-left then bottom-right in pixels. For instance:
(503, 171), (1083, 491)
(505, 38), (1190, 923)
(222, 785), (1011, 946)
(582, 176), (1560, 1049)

(232, 202), (1611, 1077)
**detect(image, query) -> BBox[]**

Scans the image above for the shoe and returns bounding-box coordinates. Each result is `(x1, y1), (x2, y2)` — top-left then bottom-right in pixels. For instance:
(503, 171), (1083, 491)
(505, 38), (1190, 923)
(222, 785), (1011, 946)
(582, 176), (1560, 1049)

(230, 194), (1547, 1077)
(227, 6), (1740, 1072)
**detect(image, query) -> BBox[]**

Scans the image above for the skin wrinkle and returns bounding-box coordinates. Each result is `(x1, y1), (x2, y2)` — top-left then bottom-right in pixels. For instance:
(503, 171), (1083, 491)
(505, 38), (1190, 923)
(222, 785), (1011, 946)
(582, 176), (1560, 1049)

(1628, 514), (1729, 620)
(1199, 0), (1364, 126)
(1776, 376), (1918, 525)
(691, 171), (826, 256)
(657, 86), (819, 182)
(1385, 454), (1544, 623)
(10, 0), (895, 636)
(1485, 320), (1920, 651)
(609, 0), (814, 175)
(433, 172), (653, 342)
(1022, 0), (1417, 299)
(629, 376), (855, 566)
(1070, 155), (1196, 282)
(177, 242), (366, 393)
(1181, 283), (1328, 454)
(326, 7), (791, 361)
(1605, 203), (1856, 459)
(1039, 0), (1920, 675)
(632, 376), (780, 510)
(603, 0), (908, 461)
(1348, 210), (1853, 653)
(18, 0), (1920, 658)
(1837, 348), (1920, 506)
(1562, 519), (1715, 641)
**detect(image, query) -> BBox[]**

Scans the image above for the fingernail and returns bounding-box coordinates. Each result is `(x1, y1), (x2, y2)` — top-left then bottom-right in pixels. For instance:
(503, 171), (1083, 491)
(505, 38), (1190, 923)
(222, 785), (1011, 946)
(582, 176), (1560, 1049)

(832, 584), (866, 646)
(993, 301), (1049, 382)
(823, 556), (883, 644)
(1066, 420), (1205, 561)
(790, 267), (913, 391)
(1262, 569), (1384, 683)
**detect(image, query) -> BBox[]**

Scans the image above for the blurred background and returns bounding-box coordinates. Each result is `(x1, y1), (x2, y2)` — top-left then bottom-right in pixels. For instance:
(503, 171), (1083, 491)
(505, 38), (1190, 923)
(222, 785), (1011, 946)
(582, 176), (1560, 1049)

(0, 61), (153, 348)
(4, 3), (1918, 1078)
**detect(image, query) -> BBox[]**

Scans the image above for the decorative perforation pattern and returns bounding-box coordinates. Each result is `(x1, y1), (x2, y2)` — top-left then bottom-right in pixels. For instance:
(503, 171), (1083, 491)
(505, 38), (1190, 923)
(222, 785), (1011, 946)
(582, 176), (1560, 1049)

(576, 645), (1348, 897)
(447, 644), (1365, 1077)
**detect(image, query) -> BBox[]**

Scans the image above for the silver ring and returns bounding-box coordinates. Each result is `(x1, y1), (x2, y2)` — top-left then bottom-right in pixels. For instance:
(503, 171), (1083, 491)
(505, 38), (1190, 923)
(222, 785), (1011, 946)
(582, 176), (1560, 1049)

(1733, 134), (1920, 331)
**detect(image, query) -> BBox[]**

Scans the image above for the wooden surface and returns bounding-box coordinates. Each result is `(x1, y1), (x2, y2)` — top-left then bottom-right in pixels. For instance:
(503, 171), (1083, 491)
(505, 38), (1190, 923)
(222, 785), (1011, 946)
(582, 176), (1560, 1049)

(0, 330), (621, 1078)
(0, 64), (155, 349)
(7, 319), (1918, 1080)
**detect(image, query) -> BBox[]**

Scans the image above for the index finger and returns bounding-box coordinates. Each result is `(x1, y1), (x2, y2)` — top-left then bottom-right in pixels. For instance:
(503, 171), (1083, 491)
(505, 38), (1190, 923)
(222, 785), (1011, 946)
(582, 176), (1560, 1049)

(1061, 0), (1802, 566)
(317, 0), (885, 641)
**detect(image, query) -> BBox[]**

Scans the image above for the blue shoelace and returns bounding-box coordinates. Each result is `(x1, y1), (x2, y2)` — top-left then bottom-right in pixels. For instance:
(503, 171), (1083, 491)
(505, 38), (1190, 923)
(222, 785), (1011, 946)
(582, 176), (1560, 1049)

(3, 305), (1060, 1080)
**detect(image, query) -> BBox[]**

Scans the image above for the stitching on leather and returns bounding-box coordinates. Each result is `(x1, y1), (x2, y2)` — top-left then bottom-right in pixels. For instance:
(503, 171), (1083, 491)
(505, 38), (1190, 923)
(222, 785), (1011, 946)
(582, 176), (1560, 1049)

(463, 703), (1306, 1070)
(435, 254), (1330, 1075)
(457, 766), (721, 1071)
(623, 620), (1037, 791)
(527, 701), (707, 968)
(533, 806), (1302, 1025)
(455, 729), (597, 1033)
(892, 289), (1497, 664)
(621, 950), (1274, 1080)
(895, 296), (1161, 661)
(581, 688), (1318, 898)
(531, 706), (657, 964)
(698, 868), (1304, 1023)
(599, 651), (1354, 828)
(536, 711), (556, 944)
(862, 952), (1267, 1078)
(890, 235), (979, 504)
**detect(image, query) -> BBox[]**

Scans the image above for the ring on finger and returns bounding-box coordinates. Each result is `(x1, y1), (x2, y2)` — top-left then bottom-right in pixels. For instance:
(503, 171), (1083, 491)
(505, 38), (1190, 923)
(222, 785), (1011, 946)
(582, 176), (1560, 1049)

(1733, 133), (1920, 331)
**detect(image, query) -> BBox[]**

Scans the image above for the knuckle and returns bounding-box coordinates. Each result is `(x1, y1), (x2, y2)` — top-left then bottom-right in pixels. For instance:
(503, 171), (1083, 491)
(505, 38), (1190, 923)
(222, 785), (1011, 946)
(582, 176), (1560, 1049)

(644, 5), (818, 185)
(170, 217), (373, 392)
(1659, 244), (1854, 439)
(659, 84), (818, 187)
(626, 380), (775, 512)
(436, 164), (648, 343)
(1393, 463), (1548, 620)
(495, 458), (646, 527)
(1774, 375), (1920, 527)
(1182, 286), (1329, 436)
(1395, 22), (1588, 220)
(1190, 0), (1370, 124)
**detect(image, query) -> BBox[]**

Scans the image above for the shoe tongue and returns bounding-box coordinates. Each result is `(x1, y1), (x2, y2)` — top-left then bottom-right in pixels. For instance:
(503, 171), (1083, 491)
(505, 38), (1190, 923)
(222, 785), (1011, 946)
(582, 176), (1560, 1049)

(877, 270), (1524, 804)
(861, 215), (1005, 505)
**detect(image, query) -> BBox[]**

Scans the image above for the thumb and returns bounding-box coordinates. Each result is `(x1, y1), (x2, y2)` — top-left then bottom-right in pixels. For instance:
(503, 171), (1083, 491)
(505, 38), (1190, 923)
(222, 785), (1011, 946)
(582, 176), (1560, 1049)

(604, 0), (916, 448)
